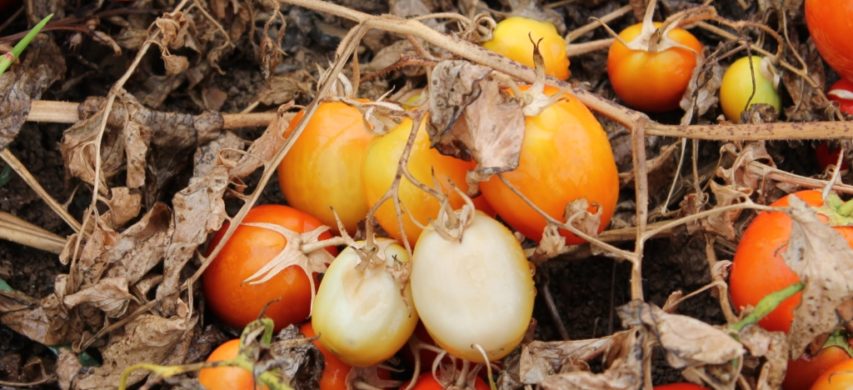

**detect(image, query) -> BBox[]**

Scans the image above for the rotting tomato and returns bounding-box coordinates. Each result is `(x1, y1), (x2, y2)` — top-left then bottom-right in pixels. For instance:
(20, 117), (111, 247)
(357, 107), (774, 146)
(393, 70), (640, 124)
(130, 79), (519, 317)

(198, 339), (268, 390)
(402, 373), (490, 390)
(653, 384), (709, 390)
(805, 0), (853, 82)
(411, 211), (535, 363)
(479, 85), (619, 244)
(719, 55), (782, 123)
(482, 16), (569, 81)
(729, 190), (853, 333)
(362, 116), (476, 245)
(607, 22), (704, 113)
(784, 338), (853, 390)
(300, 323), (350, 390)
(809, 358), (853, 390)
(278, 101), (374, 234)
(815, 80), (853, 171)
(203, 205), (335, 331)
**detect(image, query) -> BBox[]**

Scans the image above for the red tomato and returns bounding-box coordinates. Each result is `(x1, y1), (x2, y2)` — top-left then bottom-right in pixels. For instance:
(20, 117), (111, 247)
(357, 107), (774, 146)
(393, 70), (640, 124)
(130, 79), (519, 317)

(654, 384), (709, 390)
(203, 205), (336, 331)
(805, 0), (853, 82)
(810, 358), (853, 390)
(784, 344), (852, 390)
(828, 79), (853, 115)
(198, 339), (268, 390)
(278, 101), (374, 234)
(480, 85), (619, 244)
(300, 323), (351, 390)
(402, 373), (489, 390)
(729, 190), (853, 332)
(607, 22), (704, 112)
(815, 143), (849, 172)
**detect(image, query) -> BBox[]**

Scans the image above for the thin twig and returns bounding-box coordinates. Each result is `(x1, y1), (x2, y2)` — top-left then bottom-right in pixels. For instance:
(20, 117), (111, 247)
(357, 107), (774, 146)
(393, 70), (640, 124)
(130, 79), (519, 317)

(566, 5), (632, 42)
(0, 149), (80, 232)
(0, 211), (65, 254)
(567, 38), (613, 57)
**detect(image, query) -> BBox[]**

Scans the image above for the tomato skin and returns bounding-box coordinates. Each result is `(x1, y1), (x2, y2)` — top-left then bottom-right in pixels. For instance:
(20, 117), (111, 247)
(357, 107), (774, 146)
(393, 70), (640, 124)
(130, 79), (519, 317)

(607, 22), (704, 112)
(828, 79), (853, 115)
(719, 56), (782, 123)
(729, 190), (853, 333)
(784, 345), (852, 390)
(278, 101), (374, 234)
(198, 339), (268, 390)
(362, 117), (475, 244)
(809, 359), (853, 390)
(482, 16), (569, 81)
(480, 86), (619, 244)
(300, 323), (351, 390)
(203, 205), (335, 331)
(402, 373), (490, 390)
(805, 0), (853, 82)
(653, 384), (709, 390)
(815, 143), (849, 172)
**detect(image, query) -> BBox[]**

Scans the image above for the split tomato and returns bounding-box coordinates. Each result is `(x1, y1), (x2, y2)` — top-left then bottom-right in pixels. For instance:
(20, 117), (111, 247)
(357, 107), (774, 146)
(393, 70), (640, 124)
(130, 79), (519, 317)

(729, 190), (853, 333)
(480, 86), (619, 244)
(607, 22), (704, 112)
(203, 205), (335, 331)
(482, 16), (569, 81)
(805, 0), (853, 82)
(809, 358), (853, 390)
(815, 80), (853, 171)
(719, 56), (782, 123)
(278, 101), (374, 234)
(198, 339), (267, 390)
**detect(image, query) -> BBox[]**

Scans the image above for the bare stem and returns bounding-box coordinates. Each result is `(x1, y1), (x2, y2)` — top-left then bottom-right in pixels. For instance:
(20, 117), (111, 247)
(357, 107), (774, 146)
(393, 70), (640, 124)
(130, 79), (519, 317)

(0, 149), (80, 232)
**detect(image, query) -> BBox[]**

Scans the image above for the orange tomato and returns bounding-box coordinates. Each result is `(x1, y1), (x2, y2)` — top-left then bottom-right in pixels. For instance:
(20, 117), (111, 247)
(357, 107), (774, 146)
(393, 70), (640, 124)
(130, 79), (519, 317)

(479, 86), (619, 244)
(810, 358), (853, 390)
(729, 190), (853, 332)
(607, 22), (703, 112)
(203, 205), (335, 331)
(785, 344), (852, 390)
(482, 16), (570, 81)
(278, 101), (374, 234)
(199, 339), (268, 390)
(300, 323), (351, 390)
(402, 373), (490, 390)
(805, 0), (853, 82)
(362, 116), (475, 244)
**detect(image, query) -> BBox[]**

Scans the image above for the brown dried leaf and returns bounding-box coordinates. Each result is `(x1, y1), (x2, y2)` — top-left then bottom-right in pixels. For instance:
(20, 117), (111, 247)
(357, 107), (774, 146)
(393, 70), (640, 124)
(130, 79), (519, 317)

(63, 277), (137, 318)
(618, 301), (744, 368)
(163, 53), (190, 75)
(230, 109), (291, 179)
(538, 329), (643, 390)
(520, 332), (625, 384)
(679, 60), (723, 117)
(739, 326), (789, 390)
(428, 60), (524, 182)
(57, 348), (82, 390)
(783, 196), (853, 358)
(255, 71), (313, 106)
(0, 36), (65, 149)
(0, 292), (69, 346)
(105, 187), (142, 228)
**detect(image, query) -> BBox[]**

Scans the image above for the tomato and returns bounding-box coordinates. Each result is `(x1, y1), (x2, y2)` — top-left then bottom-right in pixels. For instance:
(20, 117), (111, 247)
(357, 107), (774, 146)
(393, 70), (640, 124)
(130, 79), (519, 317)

(482, 16), (569, 81)
(607, 22), (704, 113)
(362, 116), (476, 244)
(300, 323), (351, 390)
(805, 0), (853, 82)
(828, 79), (853, 115)
(784, 344), (852, 390)
(653, 384), (709, 390)
(198, 339), (268, 390)
(729, 190), (853, 332)
(815, 143), (849, 172)
(402, 373), (490, 390)
(719, 56), (782, 123)
(203, 205), (335, 331)
(809, 358), (853, 390)
(411, 211), (535, 363)
(311, 239), (418, 367)
(480, 86), (619, 244)
(278, 101), (374, 234)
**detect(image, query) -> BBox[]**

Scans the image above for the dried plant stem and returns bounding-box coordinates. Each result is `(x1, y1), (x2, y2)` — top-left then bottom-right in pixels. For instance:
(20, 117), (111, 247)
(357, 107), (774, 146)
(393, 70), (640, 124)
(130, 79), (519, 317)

(704, 236), (738, 323)
(566, 5), (632, 42)
(747, 160), (853, 194)
(567, 38), (613, 57)
(0, 149), (80, 232)
(646, 120), (853, 140)
(630, 123), (648, 302)
(0, 211), (65, 254)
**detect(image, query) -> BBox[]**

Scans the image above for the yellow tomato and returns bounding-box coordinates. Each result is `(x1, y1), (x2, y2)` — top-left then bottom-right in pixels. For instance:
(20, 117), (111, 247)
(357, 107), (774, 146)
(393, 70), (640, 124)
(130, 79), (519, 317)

(483, 16), (570, 81)
(719, 56), (782, 123)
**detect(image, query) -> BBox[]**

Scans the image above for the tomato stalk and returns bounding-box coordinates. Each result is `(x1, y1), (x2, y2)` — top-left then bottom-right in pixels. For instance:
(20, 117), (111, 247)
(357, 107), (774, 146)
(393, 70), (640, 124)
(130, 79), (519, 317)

(823, 330), (853, 357)
(821, 193), (853, 224)
(730, 282), (804, 332)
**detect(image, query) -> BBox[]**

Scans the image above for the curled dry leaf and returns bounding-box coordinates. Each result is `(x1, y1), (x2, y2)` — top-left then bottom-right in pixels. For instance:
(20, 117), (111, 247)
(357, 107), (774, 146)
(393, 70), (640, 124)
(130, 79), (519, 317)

(105, 187), (142, 228)
(428, 60), (525, 185)
(254, 70), (313, 106)
(519, 331), (628, 384)
(229, 106), (292, 180)
(0, 290), (70, 346)
(57, 348), (82, 390)
(0, 35), (65, 149)
(781, 40), (827, 122)
(738, 326), (789, 390)
(783, 196), (853, 358)
(63, 277), (138, 318)
(162, 53), (190, 75)
(618, 301), (744, 368)
(537, 328), (644, 390)
(679, 59), (723, 118)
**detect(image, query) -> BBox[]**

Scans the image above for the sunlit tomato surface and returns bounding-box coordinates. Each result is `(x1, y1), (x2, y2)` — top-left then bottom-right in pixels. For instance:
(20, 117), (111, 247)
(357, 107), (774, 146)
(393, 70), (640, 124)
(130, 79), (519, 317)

(278, 101), (374, 234)
(480, 86), (619, 244)
(203, 205), (335, 331)
(300, 323), (350, 390)
(362, 116), (475, 244)
(810, 358), (853, 390)
(784, 344), (852, 390)
(607, 22), (703, 112)
(411, 212), (535, 363)
(482, 16), (569, 81)
(654, 384), (709, 390)
(199, 339), (268, 390)
(402, 373), (490, 390)
(729, 190), (853, 332)
(719, 56), (782, 123)
(805, 0), (853, 82)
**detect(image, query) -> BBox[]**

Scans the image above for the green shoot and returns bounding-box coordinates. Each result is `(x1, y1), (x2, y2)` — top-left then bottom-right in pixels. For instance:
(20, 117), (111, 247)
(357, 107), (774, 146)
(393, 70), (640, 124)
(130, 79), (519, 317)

(0, 13), (54, 77)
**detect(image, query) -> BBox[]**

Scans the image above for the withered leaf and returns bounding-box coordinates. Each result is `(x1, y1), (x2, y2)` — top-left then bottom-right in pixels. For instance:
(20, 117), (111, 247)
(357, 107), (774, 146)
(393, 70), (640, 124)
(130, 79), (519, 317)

(739, 326), (789, 390)
(63, 277), (137, 318)
(618, 301), (744, 368)
(783, 196), (853, 358)
(255, 71), (313, 106)
(428, 60), (524, 183)
(57, 348), (82, 390)
(0, 292), (69, 346)
(538, 329), (644, 390)
(162, 53), (190, 76)
(105, 187), (142, 228)
(229, 110), (290, 180)
(520, 332), (626, 384)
